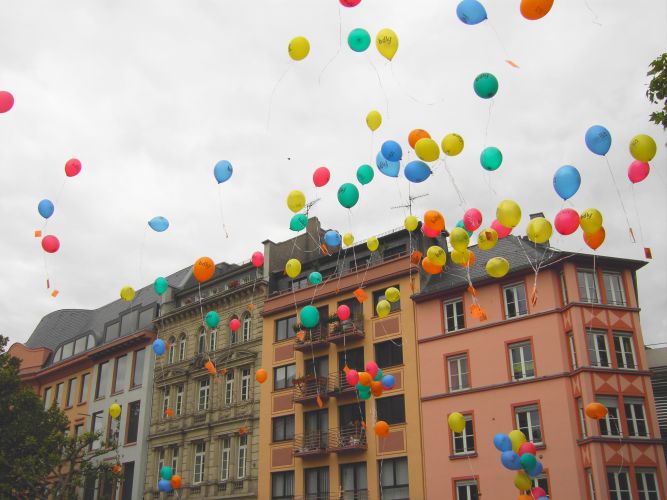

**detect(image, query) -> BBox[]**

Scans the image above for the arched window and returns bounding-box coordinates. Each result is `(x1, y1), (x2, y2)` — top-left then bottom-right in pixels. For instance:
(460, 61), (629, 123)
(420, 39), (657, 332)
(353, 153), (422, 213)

(178, 334), (187, 361)
(242, 312), (252, 342)
(168, 336), (176, 363)
(230, 316), (239, 346)
(198, 327), (206, 353)
(210, 329), (217, 351)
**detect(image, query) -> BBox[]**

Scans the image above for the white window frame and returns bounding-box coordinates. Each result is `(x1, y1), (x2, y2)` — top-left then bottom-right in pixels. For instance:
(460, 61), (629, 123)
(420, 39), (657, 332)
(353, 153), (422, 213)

(241, 368), (251, 401)
(225, 370), (235, 405)
(568, 333), (578, 369)
(587, 330), (611, 368)
(560, 271), (568, 305)
(178, 336), (186, 361)
(599, 397), (622, 437)
(176, 385), (183, 416)
(624, 398), (648, 438)
(193, 442), (206, 484)
(162, 387), (170, 417)
(171, 447), (179, 475)
(221, 437), (230, 481)
(607, 468), (632, 500)
(587, 469), (596, 500)
(503, 283), (528, 318)
(444, 299), (465, 333)
(636, 468), (660, 500)
(452, 415), (475, 455)
(238, 435), (248, 479)
(603, 271), (627, 306)
(455, 479), (478, 500)
(515, 404), (543, 445)
(157, 449), (165, 481)
(447, 354), (470, 392)
(532, 474), (549, 495)
(198, 328), (207, 353)
(613, 333), (637, 370)
(210, 329), (218, 351)
(578, 398), (588, 438)
(168, 338), (176, 364)
(242, 315), (251, 342)
(508, 341), (535, 380)
(578, 269), (600, 304)
(198, 378), (210, 412)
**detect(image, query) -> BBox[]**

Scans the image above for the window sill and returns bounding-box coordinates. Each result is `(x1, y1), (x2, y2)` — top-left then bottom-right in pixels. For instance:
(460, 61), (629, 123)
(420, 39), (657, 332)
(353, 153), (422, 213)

(372, 310), (402, 319)
(94, 396), (105, 401)
(77, 401), (87, 407)
(111, 390), (124, 396)
(124, 442), (137, 447)
(510, 376), (536, 383)
(130, 385), (142, 391)
(449, 452), (478, 460)
(449, 388), (471, 394)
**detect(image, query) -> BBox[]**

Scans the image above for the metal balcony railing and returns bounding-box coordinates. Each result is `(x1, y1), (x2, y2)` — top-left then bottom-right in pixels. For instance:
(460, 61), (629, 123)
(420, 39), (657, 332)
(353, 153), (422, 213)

(294, 326), (329, 352)
(328, 427), (367, 453)
(293, 376), (330, 404)
(329, 372), (356, 397)
(328, 318), (364, 345)
(293, 431), (330, 457)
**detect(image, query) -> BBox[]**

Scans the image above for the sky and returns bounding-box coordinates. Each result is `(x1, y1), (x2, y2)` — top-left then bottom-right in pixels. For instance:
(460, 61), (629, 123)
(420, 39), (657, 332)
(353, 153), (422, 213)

(1, 0), (665, 347)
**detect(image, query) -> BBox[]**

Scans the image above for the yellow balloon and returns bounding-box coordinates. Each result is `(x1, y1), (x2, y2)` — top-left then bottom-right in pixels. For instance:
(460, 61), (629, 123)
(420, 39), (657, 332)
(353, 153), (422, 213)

(441, 133), (464, 156)
(286, 190), (306, 213)
(385, 287), (400, 303)
(580, 208), (603, 235)
(451, 249), (472, 266)
(449, 227), (470, 252)
(288, 36), (310, 61)
(285, 258), (302, 278)
(447, 412), (466, 433)
(404, 215), (418, 232)
(427, 245), (447, 267)
(526, 217), (553, 244)
(477, 228), (498, 251)
(366, 110), (382, 132)
(514, 472), (532, 491)
(376, 299), (391, 318)
(109, 403), (121, 419)
(415, 138), (440, 162)
(367, 236), (379, 252)
(629, 134), (657, 162)
(376, 28), (398, 61)
(497, 200), (522, 228)
(343, 233), (354, 246)
(120, 286), (135, 302)
(486, 257), (510, 278)
(509, 429), (527, 453)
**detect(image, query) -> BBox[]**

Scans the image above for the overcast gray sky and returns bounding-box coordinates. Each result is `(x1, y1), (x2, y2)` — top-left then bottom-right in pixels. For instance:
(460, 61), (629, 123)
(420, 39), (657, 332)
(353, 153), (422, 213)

(1, 0), (665, 346)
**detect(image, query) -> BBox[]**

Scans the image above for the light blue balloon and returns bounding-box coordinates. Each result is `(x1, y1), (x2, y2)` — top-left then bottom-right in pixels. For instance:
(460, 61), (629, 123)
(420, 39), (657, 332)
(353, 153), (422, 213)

(381, 374), (395, 389)
(456, 0), (488, 25)
(324, 230), (342, 247)
(376, 151), (400, 178)
(381, 140), (403, 161)
(493, 433), (512, 452)
(213, 160), (233, 183)
(158, 479), (173, 492)
(585, 125), (612, 156)
(500, 450), (522, 470)
(553, 165), (581, 201)
(528, 460), (543, 478)
(456, 219), (473, 237)
(38, 199), (54, 219)
(404, 160), (432, 183)
(152, 339), (166, 356)
(308, 271), (322, 285)
(148, 216), (170, 232)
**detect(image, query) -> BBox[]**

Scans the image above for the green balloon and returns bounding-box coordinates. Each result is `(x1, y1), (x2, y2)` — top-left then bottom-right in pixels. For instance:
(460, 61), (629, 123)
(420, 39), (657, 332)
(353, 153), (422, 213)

(519, 453), (537, 472)
(153, 276), (169, 295)
(356, 164), (374, 185)
(160, 466), (173, 480)
(308, 271), (322, 285)
(473, 73), (498, 99)
(337, 183), (360, 209)
(358, 387), (372, 400)
(456, 220), (473, 237)
(290, 213), (308, 232)
(205, 311), (220, 329)
(480, 146), (502, 171)
(348, 28), (371, 52)
(300, 305), (320, 329)
(373, 368), (383, 382)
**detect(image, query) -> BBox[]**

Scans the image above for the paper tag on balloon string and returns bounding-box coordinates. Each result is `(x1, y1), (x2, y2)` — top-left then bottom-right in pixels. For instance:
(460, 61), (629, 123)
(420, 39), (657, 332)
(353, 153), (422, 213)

(505, 60), (520, 68)
(51, 290), (59, 298)
(34, 230), (42, 237)
(629, 228), (636, 243)
(316, 395), (324, 409)
(46, 279), (50, 289)
(410, 250), (423, 265)
(353, 288), (368, 303)
(644, 248), (652, 259)
(530, 285), (538, 307)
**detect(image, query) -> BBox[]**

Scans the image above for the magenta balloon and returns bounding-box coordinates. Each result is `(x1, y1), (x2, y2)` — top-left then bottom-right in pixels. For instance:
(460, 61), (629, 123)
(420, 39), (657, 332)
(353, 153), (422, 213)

(491, 219), (512, 238)
(463, 208), (483, 232)
(313, 166), (331, 188)
(627, 160), (650, 184)
(421, 224), (440, 238)
(251, 251), (264, 268)
(554, 208), (580, 235)
(65, 158), (82, 177)
(346, 369), (359, 386)
(365, 361), (379, 378)
(0, 91), (14, 113)
(337, 304), (351, 321)
(41, 235), (60, 253)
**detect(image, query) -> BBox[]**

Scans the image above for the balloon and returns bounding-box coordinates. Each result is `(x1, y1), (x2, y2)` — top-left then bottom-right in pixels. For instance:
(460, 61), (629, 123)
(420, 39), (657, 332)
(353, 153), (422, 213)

(478, 228), (498, 250)
(38, 199), (55, 219)
(300, 305), (320, 329)
(340, 0), (361, 6)
(584, 227), (605, 250)
(585, 402), (608, 419)
(520, 452), (537, 472)
(170, 475), (182, 489)
(628, 160), (650, 183)
(553, 165), (581, 200)
(408, 129), (431, 149)
(287, 190), (306, 213)
(426, 246), (446, 267)
(442, 133), (464, 156)
(366, 110), (382, 132)
(450, 227), (470, 252)
(65, 158), (82, 177)
(338, 183), (360, 209)
(346, 369), (359, 386)
(463, 208), (482, 232)
(554, 208), (580, 235)
(337, 305), (351, 321)
(376, 28), (398, 61)
(422, 257), (443, 274)
(526, 217), (553, 244)
(285, 258), (302, 278)
(383, 287), (399, 303)
(376, 151), (400, 178)
(501, 451), (522, 470)
(422, 225), (441, 239)
(371, 380), (383, 397)
(629, 134), (657, 162)
(290, 213), (308, 232)
(255, 369), (267, 383)
(357, 164), (374, 185)
(120, 286), (136, 302)
(493, 433), (512, 452)
(404, 160), (432, 183)
(308, 272), (322, 285)
(480, 147), (503, 171)
(514, 471), (532, 491)
(160, 466), (173, 480)
(375, 420), (390, 437)
(424, 210), (445, 232)
(518, 442), (537, 456)
(324, 230), (342, 247)
(313, 166), (331, 187)
(404, 215), (419, 232)
(473, 73), (498, 99)
(359, 388), (372, 400)
(509, 430), (527, 453)
(367, 236), (379, 252)
(358, 372), (372, 387)
(365, 361), (379, 378)
(153, 339), (166, 356)
(109, 403), (121, 419)
(520, 0), (554, 20)
(230, 318), (241, 332)
(381, 140), (402, 162)
(154, 277), (169, 295)
(343, 233), (354, 246)
(448, 412), (466, 433)
(579, 208), (603, 235)
(585, 125), (612, 156)
(193, 257), (216, 283)
(497, 200), (521, 228)
(486, 257), (509, 278)
(158, 479), (173, 493)
(531, 487), (547, 499)
(381, 374), (395, 389)
(456, 0), (488, 25)
(205, 311), (220, 329)
(251, 251), (264, 268)
(455, 220), (472, 237)
(415, 138), (440, 162)
(376, 299), (391, 318)
(0, 91), (14, 113)
(528, 460), (543, 478)
(148, 216), (169, 232)
(288, 36), (310, 61)
(348, 28), (371, 52)
(491, 219), (512, 238)
(213, 160), (233, 183)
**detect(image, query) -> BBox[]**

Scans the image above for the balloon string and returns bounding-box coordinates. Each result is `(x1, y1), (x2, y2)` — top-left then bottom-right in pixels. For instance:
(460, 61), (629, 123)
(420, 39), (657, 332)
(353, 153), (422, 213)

(604, 156), (635, 243)
(484, 99), (495, 145)
(266, 63), (293, 131)
(41, 179), (67, 232)
(389, 62), (444, 107)
(138, 227), (148, 290)
(485, 20), (517, 66)
(630, 186), (645, 244)
(366, 55), (389, 118)
(318, 5), (342, 84)
(443, 157), (467, 208)
(217, 186), (229, 238)
(582, 0), (603, 26)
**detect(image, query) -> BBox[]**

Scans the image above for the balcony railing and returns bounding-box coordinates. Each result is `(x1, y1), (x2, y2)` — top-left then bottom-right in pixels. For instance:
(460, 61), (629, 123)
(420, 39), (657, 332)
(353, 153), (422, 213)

(328, 318), (364, 344)
(293, 376), (330, 404)
(328, 427), (367, 453)
(294, 326), (329, 352)
(329, 372), (356, 397)
(293, 431), (330, 457)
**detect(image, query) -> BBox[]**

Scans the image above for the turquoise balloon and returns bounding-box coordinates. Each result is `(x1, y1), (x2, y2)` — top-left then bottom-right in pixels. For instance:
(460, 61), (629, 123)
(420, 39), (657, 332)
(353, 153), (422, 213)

(373, 368), (383, 382)
(160, 466), (173, 480)
(456, 219), (473, 237)
(153, 277), (169, 295)
(337, 183), (360, 209)
(290, 213), (308, 232)
(205, 311), (220, 329)
(358, 387), (372, 400)
(473, 73), (498, 99)
(309, 271), (323, 285)
(300, 305), (320, 329)
(348, 28), (371, 52)
(356, 164), (374, 185)
(480, 146), (502, 171)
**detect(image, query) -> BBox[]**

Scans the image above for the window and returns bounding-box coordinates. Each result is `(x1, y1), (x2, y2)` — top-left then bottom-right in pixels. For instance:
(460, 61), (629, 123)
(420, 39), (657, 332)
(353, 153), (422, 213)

(508, 341), (535, 380)
(162, 387), (170, 417)
(504, 283), (528, 318)
(79, 373), (89, 404)
(74, 336), (87, 355)
(178, 334), (186, 361)
(230, 317), (238, 346)
(95, 361), (110, 398)
(272, 471), (294, 500)
(121, 461), (134, 500)
(66, 378), (77, 408)
(379, 457), (408, 499)
(54, 382), (63, 408)
(376, 395), (405, 425)
(175, 385), (183, 415)
(238, 434), (247, 479)
(603, 272), (627, 306)
(578, 269), (600, 304)
(198, 378), (210, 411)
(598, 397), (622, 437)
(636, 468), (660, 500)
(274, 364), (296, 390)
(515, 404), (543, 444)
(112, 355), (127, 393)
(560, 271), (568, 305)
(221, 437), (230, 480)
(171, 447), (179, 475)
(193, 442), (206, 484)
(375, 339), (403, 367)
(305, 467), (329, 498)
(43, 386), (52, 409)
(275, 315), (297, 342)
(340, 403), (365, 430)
(624, 398), (648, 437)
(168, 336), (176, 363)
(157, 449), (165, 480)
(105, 322), (120, 343)
(578, 398), (588, 438)
(444, 299), (465, 332)
(225, 370), (235, 405)
(448, 354), (470, 392)
(241, 368), (251, 401)
(242, 314), (251, 342)
(587, 330), (611, 368)
(607, 469), (631, 500)
(339, 348), (365, 383)
(532, 474), (550, 495)
(210, 329), (217, 351)
(87, 334), (95, 349)
(373, 286), (401, 315)
(452, 415), (475, 455)
(62, 341), (74, 359)
(91, 411), (104, 450)
(455, 480), (479, 500)
(120, 310), (139, 336)
(131, 349), (144, 388)
(304, 409), (329, 450)
(567, 333), (578, 369)
(273, 415), (295, 442)
(613, 333), (637, 369)
(305, 355), (328, 378)
(198, 328), (206, 353)
(107, 405), (120, 444)
(75, 423), (84, 437)
(586, 469), (597, 500)
(126, 401), (140, 444)
(340, 462), (367, 499)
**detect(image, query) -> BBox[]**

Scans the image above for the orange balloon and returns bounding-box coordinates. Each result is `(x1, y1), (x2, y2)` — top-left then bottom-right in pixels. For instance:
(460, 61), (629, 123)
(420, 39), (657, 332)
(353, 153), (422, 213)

(375, 420), (390, 437)
(358, 371), (372, 387)
(408, 129), (431, 149)
(463, 250), (476, 268)
(171, 474), (183, 489)
(193, 256), (215, 283)
(164, 408), (174, 417)
(255, 368), (268, 384)
(584, 227), (605, 251)
(371, 380), (383, 397)
(423, 210), (445, 232)
(585, 402), (608, 420)
(520, 0), (554, 20)
(421, 257), (443, 275)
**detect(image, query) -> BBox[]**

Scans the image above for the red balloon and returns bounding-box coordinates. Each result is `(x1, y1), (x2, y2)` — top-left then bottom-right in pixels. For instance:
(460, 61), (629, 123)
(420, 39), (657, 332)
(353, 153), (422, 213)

(531, 487), (547, 498)
(518, 442), (537, 456)
(41, 235), (60, 253)
(65, 158), (82, 177)
(346, 369), (359, 386)
(628, 160), (650, 184)
(365, 361), (379, 378)
(463, 208), (483, 232)
(230, 318), (241, 332)
(313, 166), (331, 187)
(337, 304), (351, 321)
(554, 208), (580, 235)
(0, 91), (14, 113)
(251, 251), (264, 268)
(340, 0), (361, 6)
(491, 219), (512, 238)
(421, 224), (440, 238)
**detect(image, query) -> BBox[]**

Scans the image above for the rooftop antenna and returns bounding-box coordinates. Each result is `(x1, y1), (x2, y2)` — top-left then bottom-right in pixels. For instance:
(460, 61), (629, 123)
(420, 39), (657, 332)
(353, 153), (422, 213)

(391, 193), (429, 215)
(305, 198), (321, 217)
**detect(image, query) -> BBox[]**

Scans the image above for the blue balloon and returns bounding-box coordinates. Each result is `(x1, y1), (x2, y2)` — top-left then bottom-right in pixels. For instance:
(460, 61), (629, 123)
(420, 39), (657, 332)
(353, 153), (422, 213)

(376, 152), (400, 178)
(500, 450), (522, 470)
(456, 0), (488, 25)
(404, 160), (432, 183)
(213, 160), (233, 183)
(148, 216), (170, 232)
(158, 479), (173, 492)
(381, 374), (395, 389)
(528, 460), (543, 477)
(38, 199), (55, 219)
(585, 125), (612, 156)
(493, 433), (512, 452)
(381, 140), (403, 162)
(152, 339), (166, 356)
(553, 165), (581, 201)
(324, 230), (342, 247)
(456, 219), (473, 237)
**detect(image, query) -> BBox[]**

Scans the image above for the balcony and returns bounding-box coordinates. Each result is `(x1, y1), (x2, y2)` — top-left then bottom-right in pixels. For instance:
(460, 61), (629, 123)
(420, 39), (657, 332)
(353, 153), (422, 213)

(293, 431), (330, 458)
(294, 326), (329, 352)
(328, 318), (365, 345)
(329, 372), (356, 398)
(328, 427), (367, 454)
(293, 375), (330, 405)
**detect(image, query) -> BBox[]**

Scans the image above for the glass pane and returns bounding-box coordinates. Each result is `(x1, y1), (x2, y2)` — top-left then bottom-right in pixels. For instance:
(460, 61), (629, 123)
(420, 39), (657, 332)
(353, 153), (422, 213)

(132, 349), (145, 386)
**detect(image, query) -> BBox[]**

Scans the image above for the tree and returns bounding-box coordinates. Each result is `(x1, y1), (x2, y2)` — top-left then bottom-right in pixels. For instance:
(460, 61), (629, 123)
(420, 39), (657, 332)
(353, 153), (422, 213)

(646, 53), (667, 130)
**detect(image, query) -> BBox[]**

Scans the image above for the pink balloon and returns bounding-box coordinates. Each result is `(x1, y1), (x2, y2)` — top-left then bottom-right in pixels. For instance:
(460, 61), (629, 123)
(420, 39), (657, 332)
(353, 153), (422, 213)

(340, 0), (361, 6)
(421, 224), (440, 238)
(41, 235), (60, 253)
(337, 304), (351, 321)
(554, 208), (580, 235)
(230, 318), (241, 332)
(531, 487), (547, 499)
(365, 361), (379, 378)
(491, 219), (512, 238)
(0, 91), (14, 113)
(628, 160), (650, 184)
(313, 166), (331, 188)
(346, 369), (359, 386)
(463, 208), (483, 232)
(518, 442), (537, 456)
(65, 158), (82, 177)
(251, 251), (264, 268)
